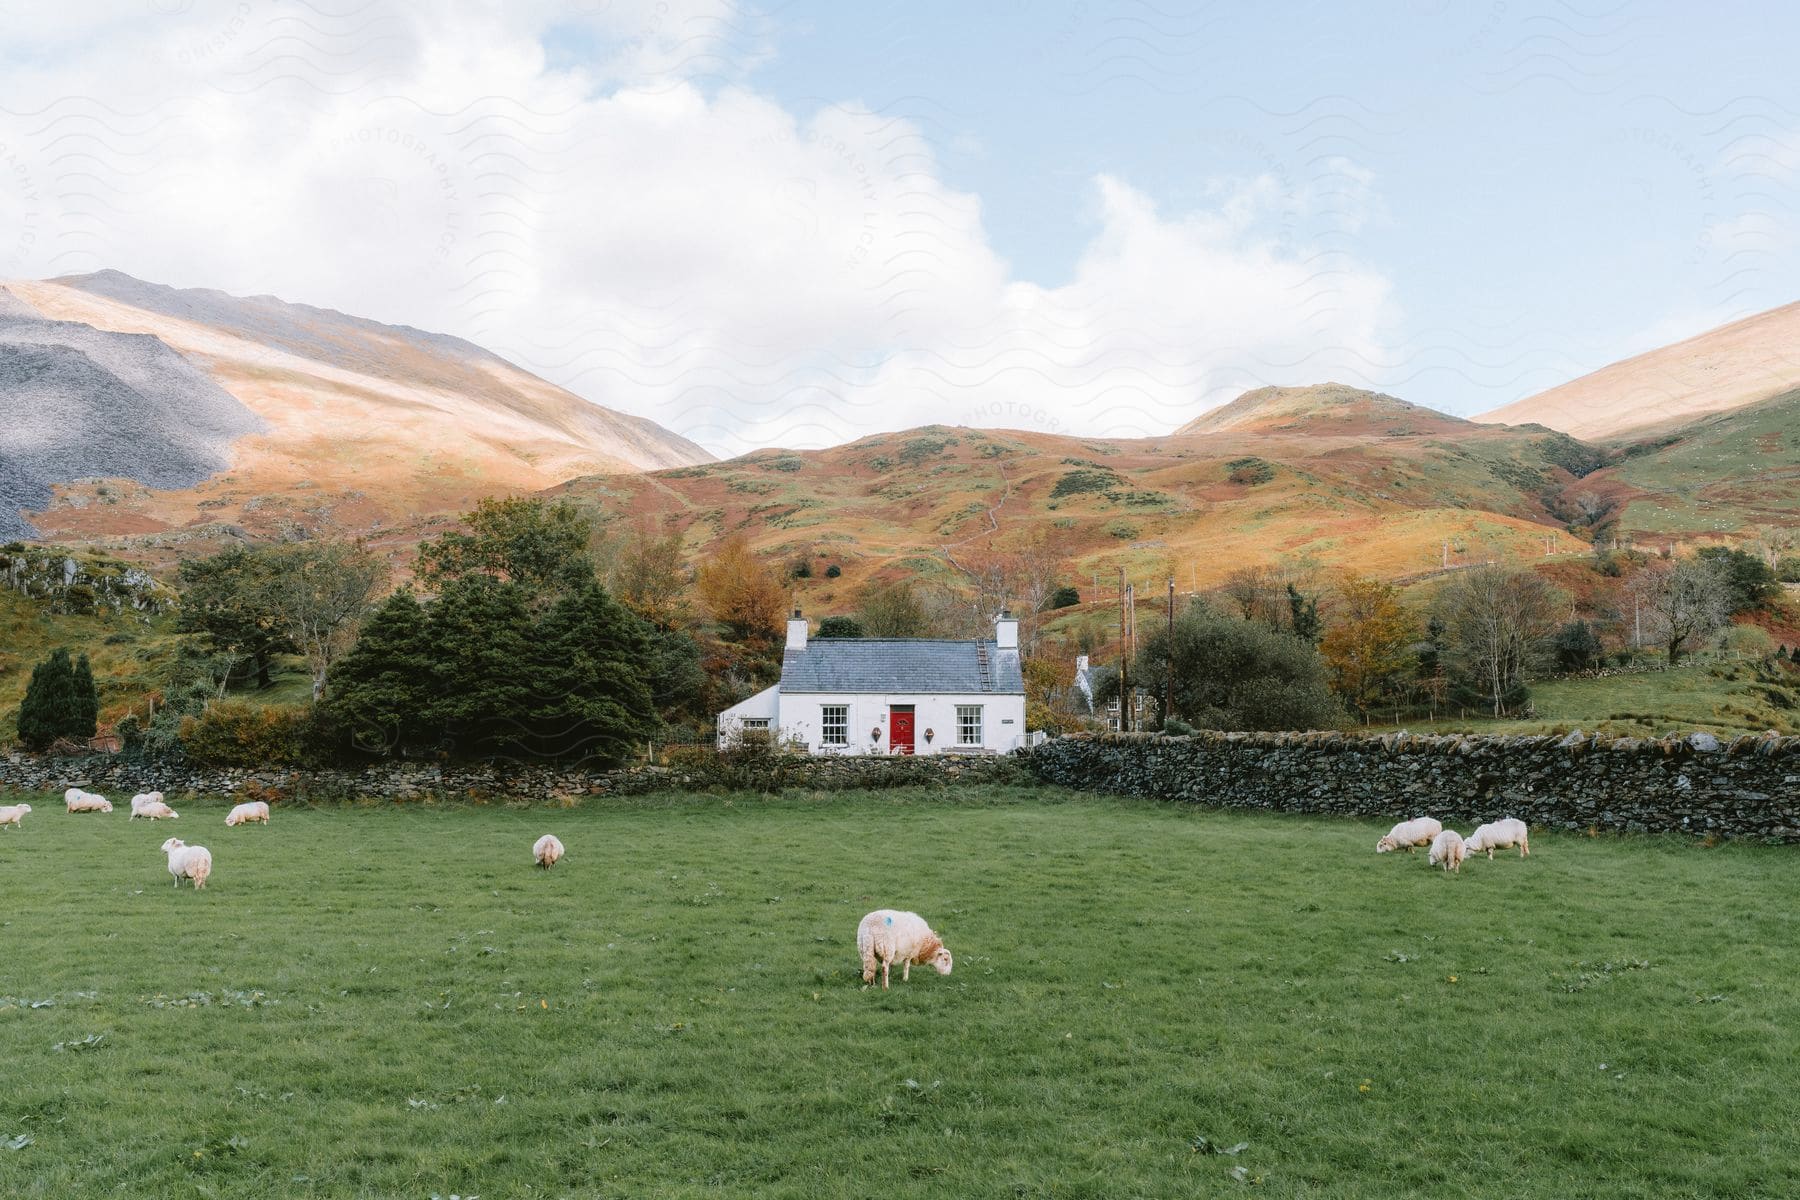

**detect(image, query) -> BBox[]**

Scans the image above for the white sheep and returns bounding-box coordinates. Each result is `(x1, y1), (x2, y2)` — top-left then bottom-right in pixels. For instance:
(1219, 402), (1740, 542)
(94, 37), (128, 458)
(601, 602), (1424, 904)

(225, 802), (271, 827)
(1466, 818), (1530, 860)
(0, 803), (31, 830)
(857, 909), (953, 989)
(129, 791), (166, 818)
(64, 788), (112, 814)
(533, 834), (564, 869)
(1428, 829), (1467, 873)
(1375, 817), (1442, 854)
(159, 838), (213, 890)
(133, 799), (178, 821)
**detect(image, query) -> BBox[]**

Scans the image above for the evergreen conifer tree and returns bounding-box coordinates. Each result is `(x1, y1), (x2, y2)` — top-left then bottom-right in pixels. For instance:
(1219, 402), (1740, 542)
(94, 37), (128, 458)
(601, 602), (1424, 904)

(17, 648), (80, 751)
(71, 653), (99, 740)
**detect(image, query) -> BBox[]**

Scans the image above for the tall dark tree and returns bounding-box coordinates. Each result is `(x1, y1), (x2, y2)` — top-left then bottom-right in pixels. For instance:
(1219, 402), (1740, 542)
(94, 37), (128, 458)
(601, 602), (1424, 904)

(17, 648), (87, 750)
(327, 590), (438, 756)
(425, 575), (539, 753)
(70, 654), (99, 740)
(521, 580), (659, 763)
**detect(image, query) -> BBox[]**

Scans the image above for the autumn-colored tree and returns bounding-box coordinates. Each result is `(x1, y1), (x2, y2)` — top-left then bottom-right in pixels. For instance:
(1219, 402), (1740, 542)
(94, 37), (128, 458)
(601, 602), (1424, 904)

(1320, 576), (1419, 721)
(858, 578), (932, 637)
(611, 525), (690, 629)
(695, 533), (788, 644)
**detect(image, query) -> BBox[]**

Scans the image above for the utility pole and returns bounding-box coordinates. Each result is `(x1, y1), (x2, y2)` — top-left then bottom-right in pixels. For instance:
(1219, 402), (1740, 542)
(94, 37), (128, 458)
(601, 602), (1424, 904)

(1165, 576), (1175, 730)
(1117, 566), (1129, 733)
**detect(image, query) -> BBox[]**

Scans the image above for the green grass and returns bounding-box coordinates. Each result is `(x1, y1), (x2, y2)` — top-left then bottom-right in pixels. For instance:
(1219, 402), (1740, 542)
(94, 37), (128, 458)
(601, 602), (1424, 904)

(2, 786), (1798, 1198)
(1412, 658), (1799, 738)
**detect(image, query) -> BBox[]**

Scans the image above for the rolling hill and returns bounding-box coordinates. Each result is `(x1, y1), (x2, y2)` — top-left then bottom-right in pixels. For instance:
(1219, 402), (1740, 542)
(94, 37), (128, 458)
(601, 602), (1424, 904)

(553, 387), (1604, 604)
(1478, 302), (1800, 441)
(0, 271), (711, 550)
(1177, 383), (1473, 437)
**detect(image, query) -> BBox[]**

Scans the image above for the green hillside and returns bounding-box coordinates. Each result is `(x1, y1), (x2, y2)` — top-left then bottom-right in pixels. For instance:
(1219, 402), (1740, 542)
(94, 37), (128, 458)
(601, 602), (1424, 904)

(1603, 387), (1800, 536)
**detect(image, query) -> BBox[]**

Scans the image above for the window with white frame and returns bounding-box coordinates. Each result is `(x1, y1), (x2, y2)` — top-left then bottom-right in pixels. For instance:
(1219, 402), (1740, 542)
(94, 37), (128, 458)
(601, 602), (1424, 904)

(956, 705), (983, 745)
(821, 705), (848, 746)
(741, 717), (770, 743)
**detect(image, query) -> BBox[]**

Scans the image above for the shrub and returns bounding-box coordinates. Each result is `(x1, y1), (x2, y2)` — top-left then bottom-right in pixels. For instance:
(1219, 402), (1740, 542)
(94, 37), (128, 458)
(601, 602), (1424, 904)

(1051, 469), (1123, 499)
(1778, 556), (1800, 584)
(1226, 458), (1276, 486)
(178, 701), (315, 767)
(792, 559), (813, 579)
(824, 564), (842, 578)
(1046, 586), (1080, 610)
(816, 616), (864, 639)
(1554, 620), (1605, 672)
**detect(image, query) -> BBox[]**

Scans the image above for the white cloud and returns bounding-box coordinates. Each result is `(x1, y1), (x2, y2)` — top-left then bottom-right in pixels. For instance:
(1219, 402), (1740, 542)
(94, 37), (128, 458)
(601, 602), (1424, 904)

(0, 0), (1396, 455)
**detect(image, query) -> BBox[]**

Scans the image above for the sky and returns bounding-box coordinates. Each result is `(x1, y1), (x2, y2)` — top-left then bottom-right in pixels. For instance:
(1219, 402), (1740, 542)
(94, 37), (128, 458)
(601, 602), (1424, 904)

(1, 0), (1796, 458)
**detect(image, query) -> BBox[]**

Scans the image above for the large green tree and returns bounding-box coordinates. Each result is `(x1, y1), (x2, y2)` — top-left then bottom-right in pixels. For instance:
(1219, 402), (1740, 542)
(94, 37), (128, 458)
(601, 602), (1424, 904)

(326, 589), (438, 756)
(416, 496), (593, 597)
(175, 547), (291, 688)
(1130, 600), (1343, 732)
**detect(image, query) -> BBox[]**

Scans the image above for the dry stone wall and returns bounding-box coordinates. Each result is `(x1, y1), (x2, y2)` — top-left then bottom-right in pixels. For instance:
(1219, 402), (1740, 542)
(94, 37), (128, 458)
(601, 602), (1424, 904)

(1024, 729), (1800, 841)
(0, 751), (1018, 804)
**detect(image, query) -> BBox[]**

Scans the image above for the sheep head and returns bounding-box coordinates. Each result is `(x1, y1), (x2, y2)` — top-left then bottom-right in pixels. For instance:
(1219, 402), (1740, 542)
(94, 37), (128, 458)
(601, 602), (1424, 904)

(929, 947), (953, 976)
(1375, 837), (1398, 853)
(160, 838), (185, 854)
(15, 804), (29, 814)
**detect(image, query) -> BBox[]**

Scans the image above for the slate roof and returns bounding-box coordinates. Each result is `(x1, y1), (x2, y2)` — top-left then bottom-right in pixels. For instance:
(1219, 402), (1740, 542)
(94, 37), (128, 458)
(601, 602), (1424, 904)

(779, 638), (1024, 694)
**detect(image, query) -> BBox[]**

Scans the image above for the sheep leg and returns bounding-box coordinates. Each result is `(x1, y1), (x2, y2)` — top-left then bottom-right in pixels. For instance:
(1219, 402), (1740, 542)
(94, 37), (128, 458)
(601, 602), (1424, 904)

(881, 959), (890, 989)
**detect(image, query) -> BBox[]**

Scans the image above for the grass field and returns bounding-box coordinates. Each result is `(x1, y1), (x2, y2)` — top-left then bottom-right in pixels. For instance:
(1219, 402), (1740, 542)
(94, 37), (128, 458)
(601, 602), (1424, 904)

(2, 785), (1798, 1198)
(1409, 658), (1800, 739)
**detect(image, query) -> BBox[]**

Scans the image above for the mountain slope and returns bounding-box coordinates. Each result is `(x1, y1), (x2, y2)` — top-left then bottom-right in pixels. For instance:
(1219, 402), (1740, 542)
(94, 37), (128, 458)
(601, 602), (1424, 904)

(552, 407), (1600, 602)
(1478, 302), (1800, 441)
(1576, 386), (1800, 538)
(1178, 383), (1474, 437)
(2, 272), (711, 548)
(0, 294), (266, 539)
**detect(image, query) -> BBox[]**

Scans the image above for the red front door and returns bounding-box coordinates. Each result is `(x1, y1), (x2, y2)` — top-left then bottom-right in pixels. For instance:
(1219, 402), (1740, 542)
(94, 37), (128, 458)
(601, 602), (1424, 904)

(890, 707), (915, 754)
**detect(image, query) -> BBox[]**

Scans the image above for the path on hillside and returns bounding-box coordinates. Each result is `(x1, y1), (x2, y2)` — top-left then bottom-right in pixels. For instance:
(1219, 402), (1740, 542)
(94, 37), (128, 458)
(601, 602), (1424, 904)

(938, 459), (1012, 580)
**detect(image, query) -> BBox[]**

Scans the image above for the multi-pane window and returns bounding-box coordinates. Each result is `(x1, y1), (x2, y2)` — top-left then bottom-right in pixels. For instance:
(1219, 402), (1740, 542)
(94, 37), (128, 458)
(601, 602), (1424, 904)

(956, 705), (983, 745)
(821, 705), (848, 746)
(741, 717), (770, 743)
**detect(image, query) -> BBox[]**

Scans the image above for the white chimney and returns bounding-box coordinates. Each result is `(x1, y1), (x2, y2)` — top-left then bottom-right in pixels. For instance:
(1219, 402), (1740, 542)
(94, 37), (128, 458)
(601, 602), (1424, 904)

(1075, 654), (1089, 673)
(995, 609), (1018, 650)
(786, 608), (808, 650)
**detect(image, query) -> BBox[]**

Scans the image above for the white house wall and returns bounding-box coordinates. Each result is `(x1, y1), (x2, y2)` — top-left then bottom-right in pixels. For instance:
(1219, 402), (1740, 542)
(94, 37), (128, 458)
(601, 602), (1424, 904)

(715, 685), (780, 748)
(777, 692), (1026, 755)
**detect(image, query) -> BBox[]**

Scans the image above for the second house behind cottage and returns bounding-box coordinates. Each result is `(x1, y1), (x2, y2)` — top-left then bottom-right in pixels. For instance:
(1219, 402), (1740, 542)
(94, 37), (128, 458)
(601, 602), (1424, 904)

(717, 611), (1026, 754)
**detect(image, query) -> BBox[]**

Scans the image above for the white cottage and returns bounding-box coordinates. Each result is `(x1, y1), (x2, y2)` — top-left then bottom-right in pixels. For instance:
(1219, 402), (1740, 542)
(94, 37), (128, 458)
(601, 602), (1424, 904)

(717, 611), (1028, 755)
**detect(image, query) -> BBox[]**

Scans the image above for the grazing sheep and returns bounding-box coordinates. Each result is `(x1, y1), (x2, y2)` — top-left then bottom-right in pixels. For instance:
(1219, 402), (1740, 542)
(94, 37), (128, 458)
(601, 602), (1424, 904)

(159, 838), (213, 890)
(1466, 818), (1530, 860)
(64, 788), (112, 814)
(132, 799), (179, 821)
(1375, 817), (1443, 854)
(129, 791), (166, 818)
(532, 834), (564, 869)
(1428, 829), (1467, 873)
(0, 803), (31, 830)
(857, 909), (953, 989)
(225, 802), (271, 827)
